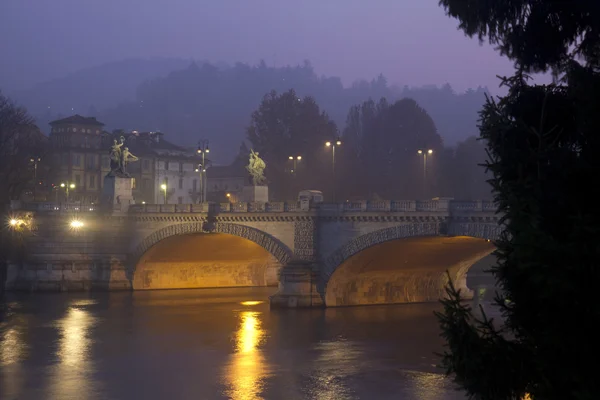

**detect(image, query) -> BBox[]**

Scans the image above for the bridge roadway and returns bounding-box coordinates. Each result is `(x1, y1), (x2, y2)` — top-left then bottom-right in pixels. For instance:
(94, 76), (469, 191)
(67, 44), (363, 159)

(6, 198), (501, 308)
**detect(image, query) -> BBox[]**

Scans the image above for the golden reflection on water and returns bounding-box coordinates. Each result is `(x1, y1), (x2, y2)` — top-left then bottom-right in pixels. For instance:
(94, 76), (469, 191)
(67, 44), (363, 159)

(1, 327), (23, 365)
(58, 307), (93, 366)
(224, 310), (270, 400)
(410, 371), (450, 400)
(240, 301), (263, 306)
(1, 326), (25, 398)
(50, 304), (97, 400)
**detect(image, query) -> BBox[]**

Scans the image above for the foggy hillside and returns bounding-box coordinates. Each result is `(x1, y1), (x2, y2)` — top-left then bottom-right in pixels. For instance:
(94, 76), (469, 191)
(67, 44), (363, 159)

(14, 60), (487, 163)
(98, 61), (487, 161)
(12, 58), (192, 118)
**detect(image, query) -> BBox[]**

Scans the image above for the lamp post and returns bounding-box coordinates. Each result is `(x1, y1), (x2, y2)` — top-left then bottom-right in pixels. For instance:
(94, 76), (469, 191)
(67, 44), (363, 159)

(30, 157), (41, 199)
(197, 140), (210, 203)
(161, 183), (167, 204)
(325, 137), (342, 202)
(60, 182), (76, 203)
(194, 163), (206, 204)
(288, 155), (302, 174)
(417, 149), (433, 198)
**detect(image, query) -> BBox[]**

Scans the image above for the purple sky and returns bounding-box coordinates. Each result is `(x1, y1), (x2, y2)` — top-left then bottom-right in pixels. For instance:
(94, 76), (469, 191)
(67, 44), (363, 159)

(1, 0), (541, 93)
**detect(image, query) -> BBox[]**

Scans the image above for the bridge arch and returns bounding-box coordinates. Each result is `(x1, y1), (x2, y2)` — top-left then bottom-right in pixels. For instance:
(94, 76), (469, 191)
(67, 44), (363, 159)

(129, 221), (293, 290)
(321, 224), (496, 307)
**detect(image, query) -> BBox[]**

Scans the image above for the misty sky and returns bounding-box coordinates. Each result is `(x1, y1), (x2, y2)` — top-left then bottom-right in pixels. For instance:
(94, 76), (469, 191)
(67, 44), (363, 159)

(1, 0), (532, 93)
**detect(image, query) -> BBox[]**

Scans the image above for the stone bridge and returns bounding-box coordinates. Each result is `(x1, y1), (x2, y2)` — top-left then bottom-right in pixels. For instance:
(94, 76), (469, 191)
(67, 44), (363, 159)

(6, 198), (501, 308)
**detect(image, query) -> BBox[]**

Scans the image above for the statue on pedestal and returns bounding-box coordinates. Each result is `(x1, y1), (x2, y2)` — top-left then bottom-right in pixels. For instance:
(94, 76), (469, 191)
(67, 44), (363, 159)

(109, 137), (124, 173)
(107, 136), (139, 177)
(246, 149), (267, 186)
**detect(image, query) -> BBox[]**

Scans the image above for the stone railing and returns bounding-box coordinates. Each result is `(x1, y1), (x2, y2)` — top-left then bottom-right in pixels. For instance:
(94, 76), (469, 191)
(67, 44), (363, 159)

(11, 201), (98, 213)
(14, 199), (498, 215)
(125, 199), (498, 214)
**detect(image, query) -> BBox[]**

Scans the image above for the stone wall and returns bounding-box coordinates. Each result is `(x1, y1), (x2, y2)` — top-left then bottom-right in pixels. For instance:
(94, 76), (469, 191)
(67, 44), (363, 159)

(6, 214), (130, 291)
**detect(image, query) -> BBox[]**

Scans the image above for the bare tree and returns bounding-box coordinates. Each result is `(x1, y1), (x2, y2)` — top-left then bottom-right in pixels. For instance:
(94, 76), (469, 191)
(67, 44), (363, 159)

(0, 91), (45, 295)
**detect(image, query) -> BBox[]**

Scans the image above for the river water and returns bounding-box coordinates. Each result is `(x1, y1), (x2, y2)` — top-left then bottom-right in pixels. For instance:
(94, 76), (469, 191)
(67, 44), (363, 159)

(0, 288), (465, 400)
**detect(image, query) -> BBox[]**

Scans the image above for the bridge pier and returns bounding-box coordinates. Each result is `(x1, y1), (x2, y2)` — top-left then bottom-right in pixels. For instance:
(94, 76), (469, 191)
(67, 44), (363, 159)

(269, 262), (324, 309)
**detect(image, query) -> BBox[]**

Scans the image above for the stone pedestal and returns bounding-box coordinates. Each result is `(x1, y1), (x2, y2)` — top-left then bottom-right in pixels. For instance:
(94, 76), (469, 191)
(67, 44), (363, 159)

(241, 185), (269, 203)
(269, 262), (324, 308)
(101, 175), (134, 213)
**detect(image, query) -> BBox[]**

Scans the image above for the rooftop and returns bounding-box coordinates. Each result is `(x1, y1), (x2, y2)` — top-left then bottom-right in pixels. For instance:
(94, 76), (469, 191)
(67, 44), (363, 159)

(49, 114), (105, 127)
(103, 131), (194, 157)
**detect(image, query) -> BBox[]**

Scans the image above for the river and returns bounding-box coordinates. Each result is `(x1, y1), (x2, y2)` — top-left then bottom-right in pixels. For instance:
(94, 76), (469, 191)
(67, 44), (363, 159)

(0, 288), (465, 399)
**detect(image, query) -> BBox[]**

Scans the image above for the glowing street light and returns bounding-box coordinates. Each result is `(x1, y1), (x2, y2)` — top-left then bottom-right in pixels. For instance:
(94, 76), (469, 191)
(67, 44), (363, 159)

(60, 182), (76, 202)
(417, 149), (434, 198)
(9, 219), (18, 226)
(197, 139), (210, 203)
(70, 220), (84, 229)
(288, 155), (302, 175)
(325, 137), (342, 202)
(160, 183), (168, 204)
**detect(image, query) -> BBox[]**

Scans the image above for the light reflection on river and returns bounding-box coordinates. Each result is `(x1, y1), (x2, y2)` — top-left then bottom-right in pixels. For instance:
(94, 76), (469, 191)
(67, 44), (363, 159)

(0, 288), (465, 399)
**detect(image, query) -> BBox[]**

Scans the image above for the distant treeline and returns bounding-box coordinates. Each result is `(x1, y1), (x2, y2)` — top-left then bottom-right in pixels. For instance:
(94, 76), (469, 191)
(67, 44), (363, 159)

(19, 59), (488, 162)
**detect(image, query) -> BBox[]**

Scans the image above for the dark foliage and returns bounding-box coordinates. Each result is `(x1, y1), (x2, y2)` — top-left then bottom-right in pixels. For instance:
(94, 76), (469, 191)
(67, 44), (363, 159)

(435, 0), (600, 396)
(246, 89), (337, 200)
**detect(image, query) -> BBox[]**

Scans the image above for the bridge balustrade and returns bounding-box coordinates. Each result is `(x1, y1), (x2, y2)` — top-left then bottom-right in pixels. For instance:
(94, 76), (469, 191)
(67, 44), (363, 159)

(366, 200), (390, 212)
(13, 199), (499, 215)
(450, 200), (497, 212)
(390, 200), (416, 211)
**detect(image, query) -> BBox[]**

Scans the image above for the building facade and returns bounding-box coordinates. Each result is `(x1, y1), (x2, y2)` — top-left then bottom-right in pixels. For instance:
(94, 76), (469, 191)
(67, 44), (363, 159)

(49, 115), (105, 204)
(49, 115), (200, 205)
(206, 164), (247, 203)
(154, 154), (200, 204)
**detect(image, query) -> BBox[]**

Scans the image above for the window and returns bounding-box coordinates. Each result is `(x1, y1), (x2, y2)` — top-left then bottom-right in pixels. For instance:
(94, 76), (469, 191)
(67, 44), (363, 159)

(143, 159), (150, 171)
(178, 196), (183, 204)
(142, 178), (149, 190)
(75, 175), (81, 186)
(62, 154), (69, 165)
(86, 155), (96, 169)
(178, 178), (183, 189)
(179, 163), (183, 173)
(165, 162), (169, 171)
(193, 179), (197, 192)
(102, 157), (110, 169)
(132, 178), (136, 189)
(89, 175), (96, 189)
(72, 154), (81, 167)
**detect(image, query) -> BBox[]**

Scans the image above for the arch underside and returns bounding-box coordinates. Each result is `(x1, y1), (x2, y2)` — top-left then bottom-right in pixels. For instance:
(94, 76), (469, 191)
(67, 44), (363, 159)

(324, 236), (495, 307)
(130, 222), (292, 290)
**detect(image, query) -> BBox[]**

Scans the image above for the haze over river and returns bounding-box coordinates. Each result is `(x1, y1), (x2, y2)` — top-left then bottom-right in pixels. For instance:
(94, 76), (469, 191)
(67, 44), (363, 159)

(0, 288), (464, 399)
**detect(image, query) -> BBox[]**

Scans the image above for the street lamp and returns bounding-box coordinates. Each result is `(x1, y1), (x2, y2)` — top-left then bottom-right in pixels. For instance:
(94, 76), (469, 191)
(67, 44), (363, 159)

(417, 149), (433, 198)
(70, 220), (84, 230)
(30, 157), (41, 199)
(60, 182), (76, 202)
(197, 139), (210, 203)
(325, 137), (342, 202)
(288, 155), (302, 174)
(160, 183), (167, 204)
